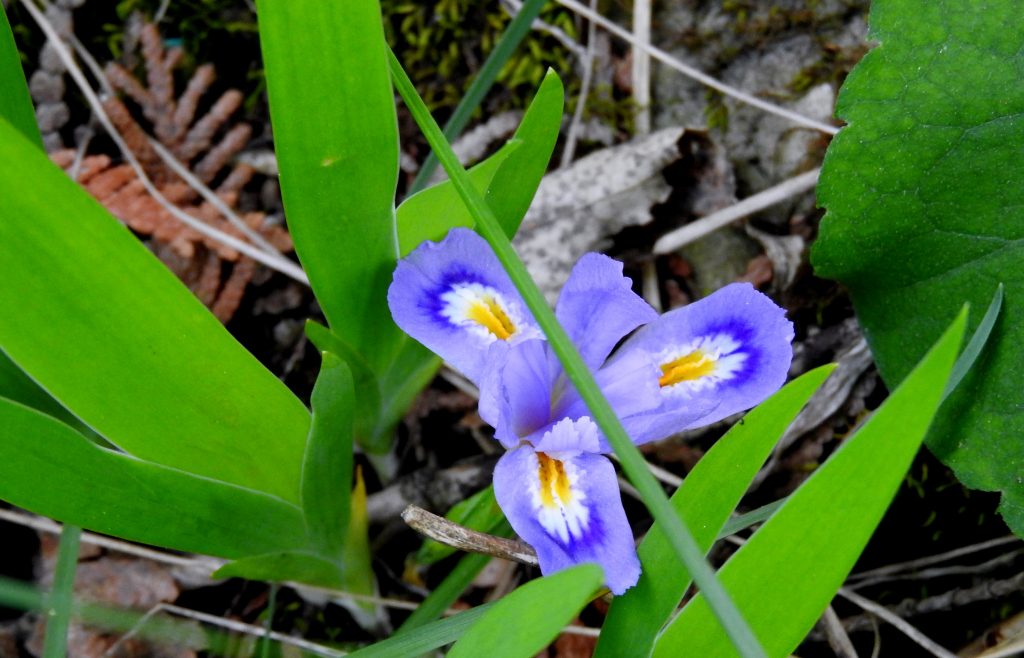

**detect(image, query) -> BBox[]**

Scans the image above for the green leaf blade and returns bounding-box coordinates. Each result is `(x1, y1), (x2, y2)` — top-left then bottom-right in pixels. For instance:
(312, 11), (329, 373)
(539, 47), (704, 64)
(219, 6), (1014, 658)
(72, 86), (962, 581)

(301, 352), (355, 556)
(0, 7), (41, 147)
(596, 365), (834, 658)
(652, 309), (967, 658)
(257, 0), (402, 372)
(447, 564), (603, 658)
(0, 398), (307, 558)
(0, 118), (310, 502)
(812, 0), (1024, 533)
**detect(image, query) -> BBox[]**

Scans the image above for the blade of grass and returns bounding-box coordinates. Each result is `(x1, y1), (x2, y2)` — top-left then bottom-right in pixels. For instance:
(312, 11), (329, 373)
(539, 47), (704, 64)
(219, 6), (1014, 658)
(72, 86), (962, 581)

(718, 499), (787, 539)
(42, 525), (80, 658)
(942, 283), (1003, 402)
(387, 50), (767, 658)
(407, 0), (549, 194)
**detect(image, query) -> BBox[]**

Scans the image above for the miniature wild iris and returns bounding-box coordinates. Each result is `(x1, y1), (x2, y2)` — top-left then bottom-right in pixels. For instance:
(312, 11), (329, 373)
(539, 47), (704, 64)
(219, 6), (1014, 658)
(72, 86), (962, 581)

(389, 228), (794, 594)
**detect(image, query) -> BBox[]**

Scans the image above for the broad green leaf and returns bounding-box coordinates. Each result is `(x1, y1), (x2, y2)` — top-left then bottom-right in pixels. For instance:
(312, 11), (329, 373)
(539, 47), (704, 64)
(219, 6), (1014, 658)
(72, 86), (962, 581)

(0, 118), (309, 501)
(213, 551), (344, 589)
(396, 70), (563, 255)
(301, 352), (355, 556)
(305, 320), (381, 445)
(0, 398), (307, 558)
(257, 0), (403, 373)
(346, 604), (494, 658)
(812, 0), (1024, 534)
(596, 365), (834, 658)
(653, 309), (966, 658)
(414, 485), (505, 566)
(396, 145), (514, 256)
(447, 564), (603, 658)
(0, 7), (41, 147)
(0, 352), (89, 435)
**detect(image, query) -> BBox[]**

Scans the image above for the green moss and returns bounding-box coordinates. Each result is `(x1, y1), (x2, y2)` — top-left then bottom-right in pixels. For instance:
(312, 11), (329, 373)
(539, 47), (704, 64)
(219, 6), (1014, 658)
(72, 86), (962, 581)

(382, 0), (578, 115)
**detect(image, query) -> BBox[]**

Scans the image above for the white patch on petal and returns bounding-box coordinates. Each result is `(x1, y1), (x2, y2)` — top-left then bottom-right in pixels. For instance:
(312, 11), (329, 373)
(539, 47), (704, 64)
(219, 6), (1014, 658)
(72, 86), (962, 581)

(654, 333), (748, 397)
(440, 282), (538, 344)
(527, 451), (590, 545)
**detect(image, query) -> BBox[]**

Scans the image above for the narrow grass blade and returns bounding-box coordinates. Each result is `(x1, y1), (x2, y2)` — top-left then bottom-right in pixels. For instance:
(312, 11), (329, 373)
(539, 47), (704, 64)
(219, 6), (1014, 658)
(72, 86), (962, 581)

(41, 525), (80, 658)
(301, 353), (356, 556)
(407, 0), (549, 193)
(387, 50), (767, 658)
(717, 499), (787, 539)
(0, 6), (41, 146)
(596, 366), (834, 658)
(942, 283), (1003, 402)
(447, 564), (603, 658)
(0, 118), (310, 502)
(0, 398), (308, 558)
(257, 0), (403, 374)
(653, 309), (967, 658)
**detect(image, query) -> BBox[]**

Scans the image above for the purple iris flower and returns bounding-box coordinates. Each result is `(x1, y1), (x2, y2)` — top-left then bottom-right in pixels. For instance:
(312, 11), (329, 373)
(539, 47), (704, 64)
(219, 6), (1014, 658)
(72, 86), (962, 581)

(388, 228), (793, 594)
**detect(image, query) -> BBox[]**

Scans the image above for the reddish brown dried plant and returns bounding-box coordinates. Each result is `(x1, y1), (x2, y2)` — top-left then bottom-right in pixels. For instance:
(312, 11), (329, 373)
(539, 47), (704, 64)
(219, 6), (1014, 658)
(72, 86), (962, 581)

(53, 22), (290, 323)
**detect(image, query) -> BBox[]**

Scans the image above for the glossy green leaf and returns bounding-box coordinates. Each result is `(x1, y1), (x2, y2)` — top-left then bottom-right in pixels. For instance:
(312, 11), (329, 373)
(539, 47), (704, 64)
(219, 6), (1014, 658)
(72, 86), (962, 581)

(812, 0), (1024, 534)
(257, 0), (402, 373)
(447, 564), (603, 658)
(0, 352), (88, 435)
(347, 604), (494, 658)
(0, 7), (41, 147)
(596, 365), (835, 658)
(396, 70), (563, 255)
(213, 551), (344, 589)
(653, 309), (966, 658)
(0, 119), (310, 501)
(415, 485), (504, 566)
(301, 352), (355, 556)
(396, 146), (513, 256)
(0, 398), (307, 558)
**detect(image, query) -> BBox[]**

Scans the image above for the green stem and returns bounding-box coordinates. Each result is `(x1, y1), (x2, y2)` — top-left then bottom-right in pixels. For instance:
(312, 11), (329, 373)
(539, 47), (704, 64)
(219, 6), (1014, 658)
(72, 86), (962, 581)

(387, 49), (768, 658)
(42, 524), (81, 658)
(406, 0), (548, 195)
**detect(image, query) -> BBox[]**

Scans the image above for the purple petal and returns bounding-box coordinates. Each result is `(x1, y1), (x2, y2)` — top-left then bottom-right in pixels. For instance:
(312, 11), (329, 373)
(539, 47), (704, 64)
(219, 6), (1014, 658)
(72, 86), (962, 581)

(556, 254), (658, 370)
(609, 282), (794, 443)
(552, 348), (666, 450)
(493, 424), (641, 595)
(479, 339), (555, 448)
(387, 228), (541, 384)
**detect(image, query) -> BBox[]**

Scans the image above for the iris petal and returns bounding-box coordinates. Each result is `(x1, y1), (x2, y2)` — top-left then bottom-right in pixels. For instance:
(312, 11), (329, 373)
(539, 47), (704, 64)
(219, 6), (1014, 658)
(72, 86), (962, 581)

(387, 229), (540, 384)
(479, 339), (555, 448)
(493, 421), (641, 595)
(555, 254), (658, 370)
(609, 282), (794, 443)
